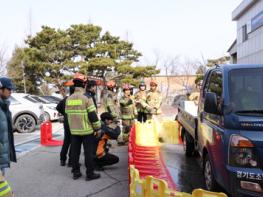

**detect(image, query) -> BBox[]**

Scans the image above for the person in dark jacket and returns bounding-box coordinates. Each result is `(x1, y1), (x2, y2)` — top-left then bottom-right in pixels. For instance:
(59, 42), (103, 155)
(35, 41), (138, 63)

(85, 80), (97, 109)
(0, 77), (17, 175)
(85, 80), (99, 162)
(56, 86), (75, 167)
(94, 112), (120, 169)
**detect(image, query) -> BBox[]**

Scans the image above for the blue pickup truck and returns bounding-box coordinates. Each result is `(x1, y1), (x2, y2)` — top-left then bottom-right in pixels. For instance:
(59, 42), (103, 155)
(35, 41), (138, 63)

(177, 64), (263, 197)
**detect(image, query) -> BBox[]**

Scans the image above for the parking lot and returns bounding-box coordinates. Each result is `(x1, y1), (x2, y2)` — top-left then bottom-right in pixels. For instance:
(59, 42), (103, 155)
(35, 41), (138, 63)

(7, 106), (211, 196)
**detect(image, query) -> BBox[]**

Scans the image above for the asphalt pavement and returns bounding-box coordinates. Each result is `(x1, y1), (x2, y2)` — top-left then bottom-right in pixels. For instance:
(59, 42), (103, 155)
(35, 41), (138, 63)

(161, 144), (205, 193)
(7, 143), (128, 197)
(8, 122), (128, 197)
(159, 105), (206, 193)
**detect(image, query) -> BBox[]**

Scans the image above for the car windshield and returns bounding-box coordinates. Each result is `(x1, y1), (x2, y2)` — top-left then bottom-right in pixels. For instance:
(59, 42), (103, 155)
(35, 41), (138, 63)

(41, 96), (61, 103)
(24, 95), (38, 103)
(229, 68), (263, 113)
(31, 96), (49, 104)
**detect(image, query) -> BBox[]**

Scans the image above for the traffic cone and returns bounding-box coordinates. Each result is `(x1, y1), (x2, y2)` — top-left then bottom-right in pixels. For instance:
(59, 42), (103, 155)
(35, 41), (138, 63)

(40, 121), (63, 146)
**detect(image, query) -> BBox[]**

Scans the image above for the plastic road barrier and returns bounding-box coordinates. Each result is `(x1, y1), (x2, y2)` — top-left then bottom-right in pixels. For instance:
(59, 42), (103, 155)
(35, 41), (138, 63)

(135, 120), (159, 146)
(129, 121), (228, 197)
(160, 120), (182, 144)
(130, 165), (227, 197)
(192, 189), (227, 197)
(129, 121), (178, 189)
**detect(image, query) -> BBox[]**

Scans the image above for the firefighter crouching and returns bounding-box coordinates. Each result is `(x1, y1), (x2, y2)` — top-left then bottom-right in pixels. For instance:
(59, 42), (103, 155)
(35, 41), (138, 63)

(103, 81), (119, 120)
(94, 112), (120, 170)
(65, 74), (101, 181)
(146, 80), (162, 120)
(119, 84), (136, 144)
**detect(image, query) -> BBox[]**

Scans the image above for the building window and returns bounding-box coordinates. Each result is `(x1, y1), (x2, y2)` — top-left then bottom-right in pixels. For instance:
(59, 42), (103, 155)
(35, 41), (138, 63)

(242, 25), (248, 42)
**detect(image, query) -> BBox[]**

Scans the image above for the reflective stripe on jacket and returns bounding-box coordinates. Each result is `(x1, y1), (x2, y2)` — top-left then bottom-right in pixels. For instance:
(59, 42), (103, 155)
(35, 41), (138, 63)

(120, 96), (135, 120)
(0, 179), (12, 197)
(65, 87), (101, 135)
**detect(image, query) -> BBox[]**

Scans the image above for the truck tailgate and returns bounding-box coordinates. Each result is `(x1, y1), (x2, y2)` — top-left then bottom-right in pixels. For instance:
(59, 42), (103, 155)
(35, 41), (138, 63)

(177, 101), (198, 138)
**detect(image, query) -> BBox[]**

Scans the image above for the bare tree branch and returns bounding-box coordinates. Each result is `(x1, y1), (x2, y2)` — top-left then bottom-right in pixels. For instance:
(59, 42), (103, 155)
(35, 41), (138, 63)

(162, 56), (180, 98)
(152, 49), (162, 67)
(173, 58), (199, 93)
(200, 52), (207, 66)
(153, 53), (180, 98)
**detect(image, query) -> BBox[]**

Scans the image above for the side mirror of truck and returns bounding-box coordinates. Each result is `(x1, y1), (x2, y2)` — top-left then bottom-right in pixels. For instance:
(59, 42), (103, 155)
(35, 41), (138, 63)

(204, 92), (220, 115)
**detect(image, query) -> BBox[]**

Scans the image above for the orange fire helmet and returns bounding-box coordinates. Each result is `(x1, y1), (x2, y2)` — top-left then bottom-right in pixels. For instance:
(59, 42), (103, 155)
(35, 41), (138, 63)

(150, 80), (158, 86)
(73, 73), (87, 83)
(122, 84), (132, 90)
(106, 81), (116, 88)
(63, 80), (74, 87)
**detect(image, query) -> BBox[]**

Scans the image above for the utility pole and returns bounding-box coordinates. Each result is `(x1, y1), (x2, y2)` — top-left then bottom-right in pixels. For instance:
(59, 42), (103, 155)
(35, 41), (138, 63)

(21, 60), (27, 93)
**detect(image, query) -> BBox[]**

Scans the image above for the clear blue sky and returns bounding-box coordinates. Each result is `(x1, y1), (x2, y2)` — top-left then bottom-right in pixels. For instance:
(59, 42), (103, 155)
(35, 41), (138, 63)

(0, 0), (241, 64)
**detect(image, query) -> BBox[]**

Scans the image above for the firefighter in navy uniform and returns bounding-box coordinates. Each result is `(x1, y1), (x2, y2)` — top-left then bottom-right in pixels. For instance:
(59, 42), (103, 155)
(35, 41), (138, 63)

(65, 74), (101, 181)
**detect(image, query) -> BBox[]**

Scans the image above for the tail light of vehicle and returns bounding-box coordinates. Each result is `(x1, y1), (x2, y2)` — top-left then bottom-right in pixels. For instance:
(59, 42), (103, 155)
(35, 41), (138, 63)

(229, 135), (258, 167)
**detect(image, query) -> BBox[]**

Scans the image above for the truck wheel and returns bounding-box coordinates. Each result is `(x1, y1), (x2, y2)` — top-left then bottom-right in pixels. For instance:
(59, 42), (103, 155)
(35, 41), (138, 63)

(183, 131), (194, 157)
(204, 154), (218, 191)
